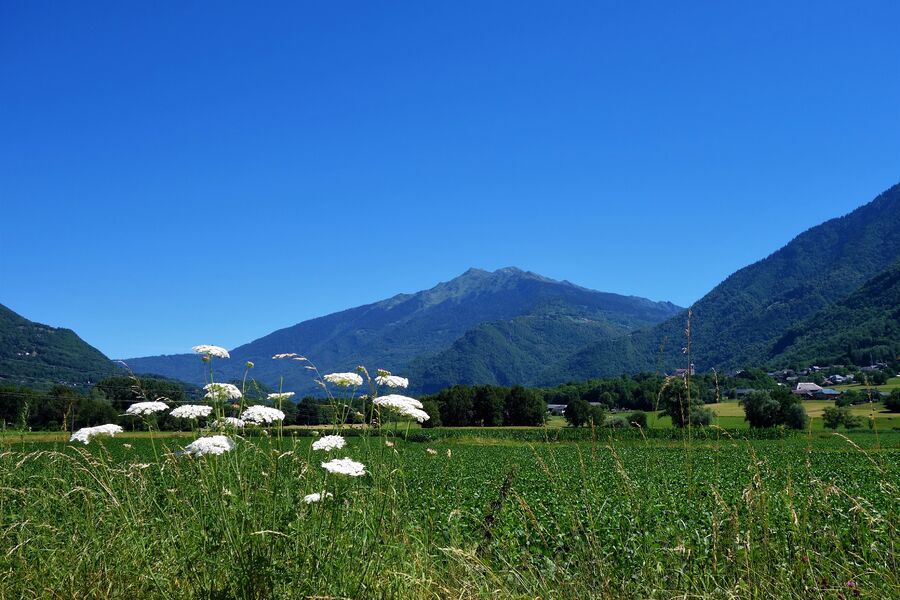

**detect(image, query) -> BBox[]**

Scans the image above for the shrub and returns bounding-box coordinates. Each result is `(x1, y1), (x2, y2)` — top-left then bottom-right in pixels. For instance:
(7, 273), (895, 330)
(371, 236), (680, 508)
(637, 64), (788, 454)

(740, 388), (808, 430)
(688, 407), (713, 427)
(604, 415), (630, 428)
(628, 411), (648, 429)
(885, 390), (900, 413)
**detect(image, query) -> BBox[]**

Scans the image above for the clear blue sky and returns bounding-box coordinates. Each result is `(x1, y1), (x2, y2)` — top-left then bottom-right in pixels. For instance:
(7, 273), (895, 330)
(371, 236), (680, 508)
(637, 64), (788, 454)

(2, 1), (899, 359)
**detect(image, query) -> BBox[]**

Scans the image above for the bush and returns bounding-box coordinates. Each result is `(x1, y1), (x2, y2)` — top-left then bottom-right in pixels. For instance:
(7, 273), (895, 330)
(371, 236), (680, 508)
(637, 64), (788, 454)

(604, 415), (630, 428)
(564, 398), (592, 427)
(688, 407), (713, 427)
(628, 411), (648, 429)
(822, 405), (860, 430)
(740, 388), (808, 430)
(885, 390), (900, 413)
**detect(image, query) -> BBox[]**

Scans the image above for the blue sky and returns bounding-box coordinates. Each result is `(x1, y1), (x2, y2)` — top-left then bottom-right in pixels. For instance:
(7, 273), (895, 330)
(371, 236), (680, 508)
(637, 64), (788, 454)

(2, 1), (899, 359)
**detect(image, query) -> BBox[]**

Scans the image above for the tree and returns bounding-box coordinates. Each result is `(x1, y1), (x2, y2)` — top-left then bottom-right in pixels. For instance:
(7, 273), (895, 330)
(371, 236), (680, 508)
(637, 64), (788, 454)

(885, 389), (900, 413)
(659, 377), (705, 428)
(870, 371), (889, 386)
(628, 411), (648, 428)
(437, 385), (475, 426)
(564, 398), (591, 427)
(473, 386), (505, 426)
(741, 391), (782, 428)
(740, 388), (808, 430)
(420, 398), (442, 428)
(823, 406), (849, 430)
(504, 386), (545, 426)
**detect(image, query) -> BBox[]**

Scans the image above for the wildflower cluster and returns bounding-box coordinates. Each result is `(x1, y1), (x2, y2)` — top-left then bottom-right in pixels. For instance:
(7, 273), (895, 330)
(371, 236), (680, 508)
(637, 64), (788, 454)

(125, 401), (169, 416)
(170, 405), (214, 419)
(70, 424), (123, 444)
(323, 372), (363, 387)
(192, 344), (230, 359)
(241, 405), (286, 425)
(373, 394), (430, 423)
(204, 383), (243, 401)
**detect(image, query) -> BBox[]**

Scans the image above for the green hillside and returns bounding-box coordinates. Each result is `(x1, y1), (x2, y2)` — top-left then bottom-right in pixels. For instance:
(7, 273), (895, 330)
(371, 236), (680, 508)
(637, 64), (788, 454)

(406, 302), (639, 393)
(768, 259), (900, 367)
(0, 303), (117, 386)
(543, 183), (900, 382)
(125, 268), (682, 394)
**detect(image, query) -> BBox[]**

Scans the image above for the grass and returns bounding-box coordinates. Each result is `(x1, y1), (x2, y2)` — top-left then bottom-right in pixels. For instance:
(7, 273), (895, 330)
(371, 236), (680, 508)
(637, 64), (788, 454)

(832, 376), (900, 392)
(1, 427), (897, 599)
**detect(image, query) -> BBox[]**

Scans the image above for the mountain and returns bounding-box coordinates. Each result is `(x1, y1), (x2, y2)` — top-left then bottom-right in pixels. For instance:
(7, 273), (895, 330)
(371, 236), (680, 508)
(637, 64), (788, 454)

(0, 303), (118, 386)
(124, 267), (682, 393)
(542, 183), (900, 382)
(767, 259), (900, 367)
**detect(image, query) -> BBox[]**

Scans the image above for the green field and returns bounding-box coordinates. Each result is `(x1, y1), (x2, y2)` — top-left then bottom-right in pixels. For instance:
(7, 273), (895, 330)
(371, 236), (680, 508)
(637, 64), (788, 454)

(1, 428), (897, 599)
(832, 376), (900, 392)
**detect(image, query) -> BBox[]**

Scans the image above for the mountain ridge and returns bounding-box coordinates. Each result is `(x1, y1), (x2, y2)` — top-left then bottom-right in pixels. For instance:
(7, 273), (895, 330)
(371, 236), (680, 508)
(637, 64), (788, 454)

(541, 182), (900, 383)
(123, 267), (683, 393)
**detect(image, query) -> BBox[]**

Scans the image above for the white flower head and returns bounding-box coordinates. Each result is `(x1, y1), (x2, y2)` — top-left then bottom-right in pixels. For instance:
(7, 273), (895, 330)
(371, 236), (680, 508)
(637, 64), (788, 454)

(182, 435), (235, 457)
(373, 394), (429, 422)
(126, 401), (169, 416)
(210, 417), (245, 429)
(303, 491), (333, 504)
(70, 424), (123, 444)
(311, 434), (346, 452)
(170, 404), (213, 419)
(321, 457), (366, 477)
(375, 375), (409, 389)
(323, 372), (363, 387)
(267, 392), (295, 401)
(192, 345), (230, 359)
(204, 383), (243, 401)
(241, 405), (286, 424)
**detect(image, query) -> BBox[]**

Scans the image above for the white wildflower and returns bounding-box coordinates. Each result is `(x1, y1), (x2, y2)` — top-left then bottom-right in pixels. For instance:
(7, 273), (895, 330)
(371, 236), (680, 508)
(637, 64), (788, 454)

(323, 372), (363, 387)
(426, 448), (438, 456)
(241, 405), (285, 424)
(374, 394), (423, 409)
(373, 394), (429, 422)
(321, 457), (366, 477)
(192, 345), (230, 359)
(170, 404), (213, 419)
(311, 435), (346, 452)
(125, 401), (169, 415)
(182, 435), (235, 457)
(69, 424), (123, 444)
(211, 417), (245, 429)
(385, 440), (395, 447)
(204, 383), (243, 401)
(267, 392), (295, 401)
(375, 375), (409, 388)
(303, 491), (333, 504)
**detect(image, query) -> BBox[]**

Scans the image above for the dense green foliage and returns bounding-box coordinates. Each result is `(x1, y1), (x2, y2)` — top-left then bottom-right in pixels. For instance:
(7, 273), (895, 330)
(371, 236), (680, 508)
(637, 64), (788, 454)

(769, 259), (900, 368)
(1, 431), (896, 598)
(544, 183), (900, 381)
(423, 384), (546, 427)
(124, 268), (681, 394)
(0, 303), (117, 386)
(740, 388), (808, 429)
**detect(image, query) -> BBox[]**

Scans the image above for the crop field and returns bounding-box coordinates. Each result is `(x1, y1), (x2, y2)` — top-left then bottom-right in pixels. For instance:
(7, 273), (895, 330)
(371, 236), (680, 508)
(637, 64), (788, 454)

(833, 377), (900, 393)
(1, 429), (898, 599)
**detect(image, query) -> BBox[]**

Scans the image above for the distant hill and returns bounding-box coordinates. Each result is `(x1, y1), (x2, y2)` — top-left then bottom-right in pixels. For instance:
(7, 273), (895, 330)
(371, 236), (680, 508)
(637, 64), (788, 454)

(0, 303), (118, 386)
(124, 267), (682, 394)
(542, 183), (900, 382)
(768, 259), (900, 367)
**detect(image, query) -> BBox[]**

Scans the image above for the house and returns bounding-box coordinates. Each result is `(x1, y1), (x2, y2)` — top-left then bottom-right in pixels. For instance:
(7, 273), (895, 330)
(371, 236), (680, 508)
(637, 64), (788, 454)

(793, 382), (823, 398)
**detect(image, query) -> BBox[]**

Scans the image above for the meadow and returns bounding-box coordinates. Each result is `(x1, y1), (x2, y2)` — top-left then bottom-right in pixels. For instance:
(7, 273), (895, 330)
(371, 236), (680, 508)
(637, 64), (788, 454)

(1, 427), (897, 599)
